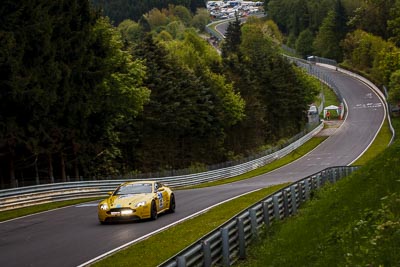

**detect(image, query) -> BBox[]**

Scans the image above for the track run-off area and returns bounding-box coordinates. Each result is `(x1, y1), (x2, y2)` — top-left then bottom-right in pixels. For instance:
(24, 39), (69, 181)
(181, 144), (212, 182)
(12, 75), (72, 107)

(0, 64), (386, 267)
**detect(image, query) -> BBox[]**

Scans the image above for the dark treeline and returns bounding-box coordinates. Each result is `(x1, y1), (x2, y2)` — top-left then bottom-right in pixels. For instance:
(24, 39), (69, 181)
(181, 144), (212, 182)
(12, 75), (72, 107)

(0, 0), (320, 188)
(91, 0), (206, 24)
(0, 0), (150, 187)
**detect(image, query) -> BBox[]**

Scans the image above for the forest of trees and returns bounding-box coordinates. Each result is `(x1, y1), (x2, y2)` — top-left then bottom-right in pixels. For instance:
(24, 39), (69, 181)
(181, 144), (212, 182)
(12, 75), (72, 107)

(265, 0), (400, 103)
(91, 0), (206, 25)
(4, 0), (399, 189)
(0, 0), (322, 188)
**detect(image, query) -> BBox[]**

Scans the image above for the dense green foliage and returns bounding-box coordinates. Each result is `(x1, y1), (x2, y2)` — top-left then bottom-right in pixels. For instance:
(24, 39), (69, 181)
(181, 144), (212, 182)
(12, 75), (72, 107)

(0, 1), (322, 187)
(3, 0), (398, 188)
(342, 29), (400, 86)
(129, 32), (244, 171)
(0, 0), (149, 187)
(91, 0), (205, 25)
(238, 118), (400, 267)
(222, 17), (318, 153)
(266, 0), (400, 108)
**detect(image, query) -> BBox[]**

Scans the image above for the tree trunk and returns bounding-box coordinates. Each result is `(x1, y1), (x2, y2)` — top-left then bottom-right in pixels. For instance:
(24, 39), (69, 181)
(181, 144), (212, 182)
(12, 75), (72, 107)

(60, 152), (66, 182)
(9, 155), (16, 188)
(72, 143), (79, 181)
(74, 159), (79, 181)
(34, 155), (40, 185)
(48, 153), (54, 183)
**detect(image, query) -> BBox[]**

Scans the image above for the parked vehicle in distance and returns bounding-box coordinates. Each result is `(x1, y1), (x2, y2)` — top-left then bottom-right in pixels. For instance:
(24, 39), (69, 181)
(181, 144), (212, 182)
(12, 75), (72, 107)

(98, 181), (175, 224)
(308, 104), (318, 115)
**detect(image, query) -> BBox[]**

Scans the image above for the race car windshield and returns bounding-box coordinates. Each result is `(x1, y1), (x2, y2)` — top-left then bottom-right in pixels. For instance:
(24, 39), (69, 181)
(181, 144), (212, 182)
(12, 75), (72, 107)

(114, 183), (153, 195)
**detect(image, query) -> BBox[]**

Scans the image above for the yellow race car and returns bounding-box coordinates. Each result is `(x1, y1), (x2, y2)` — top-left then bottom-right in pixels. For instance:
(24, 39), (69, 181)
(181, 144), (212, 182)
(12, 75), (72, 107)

(98, 181), (175, 224)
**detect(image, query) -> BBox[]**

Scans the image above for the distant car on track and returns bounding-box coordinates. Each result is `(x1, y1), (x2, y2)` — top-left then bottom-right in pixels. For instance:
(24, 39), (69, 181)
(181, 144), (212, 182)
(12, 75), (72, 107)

(98, 181), (175, 224)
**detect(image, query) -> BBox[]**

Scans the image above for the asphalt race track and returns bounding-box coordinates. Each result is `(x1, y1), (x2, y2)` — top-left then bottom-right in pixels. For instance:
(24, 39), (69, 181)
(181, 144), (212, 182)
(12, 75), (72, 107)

(0, 65), (386, 267)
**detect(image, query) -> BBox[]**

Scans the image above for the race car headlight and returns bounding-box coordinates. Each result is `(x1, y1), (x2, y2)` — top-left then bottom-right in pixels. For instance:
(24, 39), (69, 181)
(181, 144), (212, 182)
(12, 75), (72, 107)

(135, 201), (146, 207)
(100, 204), (109, 210)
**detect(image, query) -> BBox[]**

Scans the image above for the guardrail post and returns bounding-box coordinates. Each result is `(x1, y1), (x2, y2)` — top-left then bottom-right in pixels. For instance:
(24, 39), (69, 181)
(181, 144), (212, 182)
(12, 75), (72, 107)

(335, 168), (340, 181)
(309, 176), (315, 190)
(330, 169), (335, 183)
(298, 182), (304, 204)
(321, 170), (327, 183)
(318, 173), (324, 187)
(314, 175), (319, 189)
(343, 166), (348, 177)
(262, 200), (270, 226)
(177, 255), (186, 267)
(249, 208), (258, 238)
(237, 217), (246, 259)
(290, 185), (297, 214)
(304, 179), (310, 200)
(283, 190), (289, 217)
(221, 227), (230, 267)
(273, 194), (281, 220)
(318, 174), (325, 187)
(202, 240), (212, 267)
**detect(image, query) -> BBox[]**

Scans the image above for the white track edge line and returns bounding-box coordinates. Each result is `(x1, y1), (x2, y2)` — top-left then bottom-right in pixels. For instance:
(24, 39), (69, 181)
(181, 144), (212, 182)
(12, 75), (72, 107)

(77, 188), (262, 267)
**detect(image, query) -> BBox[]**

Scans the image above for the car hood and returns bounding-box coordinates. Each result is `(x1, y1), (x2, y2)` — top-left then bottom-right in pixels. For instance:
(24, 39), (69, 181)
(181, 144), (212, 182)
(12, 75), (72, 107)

(106, 194), (152, 208)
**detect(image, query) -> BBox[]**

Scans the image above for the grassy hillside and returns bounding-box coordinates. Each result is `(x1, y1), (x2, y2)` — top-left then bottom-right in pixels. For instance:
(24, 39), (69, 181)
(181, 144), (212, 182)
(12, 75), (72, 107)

(238, 118), (400, 266)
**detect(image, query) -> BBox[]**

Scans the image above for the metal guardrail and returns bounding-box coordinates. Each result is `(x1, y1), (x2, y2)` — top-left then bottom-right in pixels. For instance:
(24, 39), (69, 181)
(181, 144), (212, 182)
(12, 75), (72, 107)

(4, 123), (319, 189)
(160, 166), (359, 267)
(304, 57), (394, 146)
(0, 123), (323, 211)
(285, 56), (344, 103)
(335, 66), (395, 146)
(295, 57), (395, 147)
(287, 53), (394, 145)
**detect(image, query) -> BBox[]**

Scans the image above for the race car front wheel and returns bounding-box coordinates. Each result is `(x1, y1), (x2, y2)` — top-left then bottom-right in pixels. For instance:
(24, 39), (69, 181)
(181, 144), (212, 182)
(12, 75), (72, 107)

(150, 200), (158, 220)
(168, 194), (175, 213)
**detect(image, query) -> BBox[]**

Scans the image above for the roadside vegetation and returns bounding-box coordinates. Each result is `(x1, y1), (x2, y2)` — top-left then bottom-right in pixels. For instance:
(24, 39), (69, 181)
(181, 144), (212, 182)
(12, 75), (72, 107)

(1, 1), (319, 189)
(236, 117), (400, 267)
(322, 84), (340, 108)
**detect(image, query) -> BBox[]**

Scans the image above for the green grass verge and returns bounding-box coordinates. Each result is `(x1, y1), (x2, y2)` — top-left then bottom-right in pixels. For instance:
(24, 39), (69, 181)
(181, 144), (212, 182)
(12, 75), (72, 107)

(236, 117), (400, 267)
(323, 84), (340, 107)
(322, 84), (341, 119)
(0, 197), (102, 222)
(185, 136), (327, 189)
(92, 183), (288, 267)
(352, 118), (392, 165)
